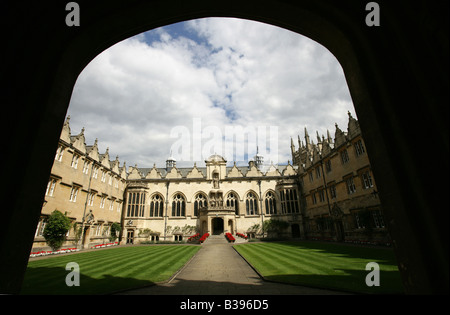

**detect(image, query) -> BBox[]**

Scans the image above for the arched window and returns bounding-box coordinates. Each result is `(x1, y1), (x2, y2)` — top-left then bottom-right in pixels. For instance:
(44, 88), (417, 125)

(172, 194), (186, 217)
(193, 193), (207, 217)
(245, 192), (258, 215)
(149, 194), (164, 217)
(226, 192), (239, 215)
(265, 191), (277, 214)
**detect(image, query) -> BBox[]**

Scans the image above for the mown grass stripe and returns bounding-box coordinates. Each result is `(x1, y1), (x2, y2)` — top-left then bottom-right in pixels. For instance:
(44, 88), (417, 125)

(78, 246), (181, 278)
(246, 243), (325, 276)
(234, 244), (281, 275)
(114, 247), (186, 279)
(254, 242), (386, 273)
(21, 245), (201, 294)
(234, 241), (403, 294)
(257, 243), (341, 274)
(272, 242), (396, 273)
(23, 247), (156, 287)
(148, 247), (199, 281)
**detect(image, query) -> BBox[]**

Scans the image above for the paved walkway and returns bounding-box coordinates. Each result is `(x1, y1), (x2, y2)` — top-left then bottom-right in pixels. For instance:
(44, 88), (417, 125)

(117, 235), (350, 295)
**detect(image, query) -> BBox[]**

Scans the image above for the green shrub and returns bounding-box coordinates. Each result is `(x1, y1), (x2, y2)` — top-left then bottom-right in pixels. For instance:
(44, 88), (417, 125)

(43, 210), (72, 251)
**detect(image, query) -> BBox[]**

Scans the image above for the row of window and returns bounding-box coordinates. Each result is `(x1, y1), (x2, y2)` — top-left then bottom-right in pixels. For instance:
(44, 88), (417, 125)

(308, 209), (385, 232)
(35, 219), (117, 238)
(125, 190), (300, 218)
(55, 145), (124, 189)
(307, 139), (366, 183)
(46, 179), (122, 211)
(309, 170), (374, 206)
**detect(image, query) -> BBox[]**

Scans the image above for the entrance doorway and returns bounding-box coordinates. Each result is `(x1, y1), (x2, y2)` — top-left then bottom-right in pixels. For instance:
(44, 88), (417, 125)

(126, 229), (134, 244)
(212, 218), (224, 235)
(291, 224), (301, 238)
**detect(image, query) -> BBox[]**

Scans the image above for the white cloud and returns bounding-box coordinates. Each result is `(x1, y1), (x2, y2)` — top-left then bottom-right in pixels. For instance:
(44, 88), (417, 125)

(67, 17), (354, 168)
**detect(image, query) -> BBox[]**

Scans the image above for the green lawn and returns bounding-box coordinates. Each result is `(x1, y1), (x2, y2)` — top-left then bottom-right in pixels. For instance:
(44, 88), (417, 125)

(233, 241), (404, 294)
(21, 245), (200, 295)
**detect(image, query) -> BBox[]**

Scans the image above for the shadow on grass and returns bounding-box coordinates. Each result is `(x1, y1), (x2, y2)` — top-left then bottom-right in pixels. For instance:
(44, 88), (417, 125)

(277, 241), (399, 262)
(264, 269), (404, 294)
(20, 266), (156, 295)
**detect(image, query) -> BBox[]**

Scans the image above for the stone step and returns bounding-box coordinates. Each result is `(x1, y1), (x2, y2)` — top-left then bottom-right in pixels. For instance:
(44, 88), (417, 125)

(203, 233), (248, 244)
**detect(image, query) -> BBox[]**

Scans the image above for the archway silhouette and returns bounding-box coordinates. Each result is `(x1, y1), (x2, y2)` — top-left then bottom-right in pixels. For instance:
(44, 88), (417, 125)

(1, 0), (448, 294)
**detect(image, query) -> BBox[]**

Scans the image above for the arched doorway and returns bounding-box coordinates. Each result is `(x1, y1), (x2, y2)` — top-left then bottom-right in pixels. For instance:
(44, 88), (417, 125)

(2, 1), (448, 295)
(212, 217), (224, 235)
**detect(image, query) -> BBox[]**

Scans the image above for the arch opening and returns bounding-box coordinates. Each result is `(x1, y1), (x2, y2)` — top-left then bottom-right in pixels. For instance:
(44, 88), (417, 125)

(2, 1), (448, 295)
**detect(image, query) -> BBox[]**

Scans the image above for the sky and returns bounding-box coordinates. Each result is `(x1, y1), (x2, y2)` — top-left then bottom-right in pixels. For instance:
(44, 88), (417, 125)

(67, 17), (355, 169)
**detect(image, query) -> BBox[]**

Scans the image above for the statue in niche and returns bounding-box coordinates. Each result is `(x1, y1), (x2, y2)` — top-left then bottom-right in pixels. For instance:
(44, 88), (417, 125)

(212, 171), (220, 189)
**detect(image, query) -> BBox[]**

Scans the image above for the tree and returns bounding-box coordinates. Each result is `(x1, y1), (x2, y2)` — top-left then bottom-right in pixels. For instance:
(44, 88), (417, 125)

(43, 210), (72, 251)
(109, 222), (121, 242)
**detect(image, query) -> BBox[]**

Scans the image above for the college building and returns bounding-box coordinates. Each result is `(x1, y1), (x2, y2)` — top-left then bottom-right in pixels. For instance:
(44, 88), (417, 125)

(32, 112), (389, 251)
(292, 112), (388, 244)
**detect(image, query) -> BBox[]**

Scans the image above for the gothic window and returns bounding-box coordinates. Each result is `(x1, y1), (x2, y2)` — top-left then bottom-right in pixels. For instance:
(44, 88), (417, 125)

(345, 177), (356, 194)
(55, 145), (64, 161)
(92, 165), (99, 179)
(315, 166), (321, 178)
(264, 191), (277, 215)
(245, 192), (258, 215)
(71, 154), (79, 169)
(318, 188), (325, 202)
(194, 193), (207, 216)
(172, 194), (186, 217)
(87, 192), (95, 206)
(82, 161), (90, 174)
(372, 209), (385, 228)
(354, 139), (365, 156)
(46, 178), (57, 196)
(280, 188), (300, 213)
(340, 149), (350, 164)
(149, 194), (164, 217)
(69, 186), (79, 202)
(226, 192), (239, 215)
(361, 171), (373, 189)
(127, 192), (146, 217)
(325, 159), (332, 173)
(280, 190), (286, 213)
(329, 184), (337, 199)
(100, 196), (106, 208)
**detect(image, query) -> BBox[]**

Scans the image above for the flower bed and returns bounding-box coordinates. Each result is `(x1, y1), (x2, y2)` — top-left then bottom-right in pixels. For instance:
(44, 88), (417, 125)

(199, 233), (210, 243)
(29, 247), (79, 258)
(236, 233), (248, 240)
(91, 242), (119, 249)
(225, 233), (235, 242)
(187, 233), (200, 242)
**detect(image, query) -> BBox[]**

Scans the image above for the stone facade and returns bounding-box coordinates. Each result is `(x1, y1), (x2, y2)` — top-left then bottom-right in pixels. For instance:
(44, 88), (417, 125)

(291, 112), (389, 244)
(34, 117), (127, 250)
(124, 155), (301, 244)
(33, 112), (389, 250)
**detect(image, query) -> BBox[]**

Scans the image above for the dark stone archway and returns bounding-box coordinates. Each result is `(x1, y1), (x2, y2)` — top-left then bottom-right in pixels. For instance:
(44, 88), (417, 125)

(1, 0), (448, 294)
(212, 218), (224, 235)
